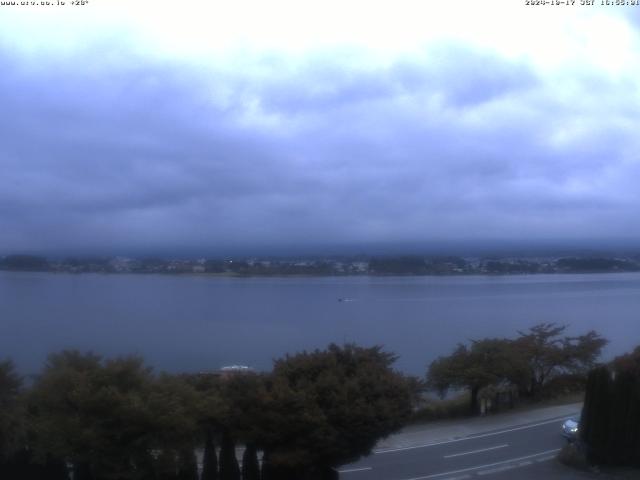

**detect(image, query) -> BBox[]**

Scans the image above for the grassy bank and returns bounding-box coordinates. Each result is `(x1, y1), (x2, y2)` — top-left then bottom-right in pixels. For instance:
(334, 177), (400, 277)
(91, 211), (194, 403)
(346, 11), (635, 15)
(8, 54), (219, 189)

(409, 391), (584, 426)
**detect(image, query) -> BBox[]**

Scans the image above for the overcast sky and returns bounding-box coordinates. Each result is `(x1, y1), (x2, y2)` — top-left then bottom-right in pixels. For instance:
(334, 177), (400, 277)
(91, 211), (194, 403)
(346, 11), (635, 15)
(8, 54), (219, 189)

(1, 1), (639, 255)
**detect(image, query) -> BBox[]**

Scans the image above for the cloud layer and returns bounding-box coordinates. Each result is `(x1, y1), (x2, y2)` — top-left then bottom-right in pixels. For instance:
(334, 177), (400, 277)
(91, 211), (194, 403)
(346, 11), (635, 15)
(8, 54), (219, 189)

(1, 4), (640, 254)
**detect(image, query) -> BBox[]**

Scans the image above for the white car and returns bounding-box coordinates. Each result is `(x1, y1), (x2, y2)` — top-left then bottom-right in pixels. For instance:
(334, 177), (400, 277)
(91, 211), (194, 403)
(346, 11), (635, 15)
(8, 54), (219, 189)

(562, 417), (579, 441)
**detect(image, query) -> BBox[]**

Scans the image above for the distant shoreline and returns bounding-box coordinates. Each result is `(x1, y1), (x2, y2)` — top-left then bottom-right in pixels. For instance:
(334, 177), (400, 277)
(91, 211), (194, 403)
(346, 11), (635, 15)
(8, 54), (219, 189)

(2, 253), (639, 277)
(2, 269), (640, 278)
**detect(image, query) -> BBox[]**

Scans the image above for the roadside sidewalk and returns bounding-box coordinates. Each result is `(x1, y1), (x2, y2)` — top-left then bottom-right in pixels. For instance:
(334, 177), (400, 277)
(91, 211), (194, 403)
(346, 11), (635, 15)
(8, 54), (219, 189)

(375, 402), (582, 452)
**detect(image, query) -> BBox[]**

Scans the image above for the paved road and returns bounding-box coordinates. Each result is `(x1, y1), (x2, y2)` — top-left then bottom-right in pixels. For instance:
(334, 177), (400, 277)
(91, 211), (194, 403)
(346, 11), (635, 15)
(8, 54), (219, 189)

(338, 412), (582, 480)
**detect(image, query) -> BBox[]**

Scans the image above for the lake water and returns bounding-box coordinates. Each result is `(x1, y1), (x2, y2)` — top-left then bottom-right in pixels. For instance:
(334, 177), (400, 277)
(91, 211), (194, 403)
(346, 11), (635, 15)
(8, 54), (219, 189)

(1, 271), (639, 376)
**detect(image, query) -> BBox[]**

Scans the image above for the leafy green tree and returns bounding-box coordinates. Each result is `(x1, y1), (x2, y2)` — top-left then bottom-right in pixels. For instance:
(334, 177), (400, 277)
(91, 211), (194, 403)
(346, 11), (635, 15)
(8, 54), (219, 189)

(29, 351), (157, 478)
(612, 345), (640, 375)
(427, 339), (519, 414)
(514, 323), (607, 397)
(0, 361), (60, 479)
(138, 373), (201, 480)
(212, 373), (270, 480)
(29, 351), (200, 480)
(259, 344), (412, 478)
(146, 373), (201, 453)
(219, 373), (269, 440)
(183, 372), (225, 477)
(428, 325), (607, 410)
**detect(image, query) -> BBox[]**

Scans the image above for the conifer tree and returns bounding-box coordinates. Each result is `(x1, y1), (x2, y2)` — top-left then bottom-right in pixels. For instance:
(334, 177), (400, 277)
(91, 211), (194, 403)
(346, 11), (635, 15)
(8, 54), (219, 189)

(219, 430), (240, 480)
(608, 370), (636, 464)
(43, 454), (70, 480)
(0, 360), (23, 474)
(607, 347), (640, 466)
(580, 366), (611, 464)
(73, 461), (94, 480)
(156, 449), (178, 480)
(177, 448), (198, 480)
(241, 443), (259, 480)
(201, 429), (218, 480)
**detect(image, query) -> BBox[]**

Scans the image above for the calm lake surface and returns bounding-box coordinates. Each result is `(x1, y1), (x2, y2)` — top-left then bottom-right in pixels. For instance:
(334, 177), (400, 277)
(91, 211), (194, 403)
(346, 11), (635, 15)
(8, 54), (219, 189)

(1, 271), (639, 376)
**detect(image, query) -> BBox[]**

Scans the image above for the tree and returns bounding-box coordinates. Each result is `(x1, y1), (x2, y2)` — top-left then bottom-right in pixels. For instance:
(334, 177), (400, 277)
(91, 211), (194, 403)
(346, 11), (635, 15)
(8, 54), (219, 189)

(29, 351), (158, 478)
(612, 345), (640, 375)
(201, 429), (218, 480)
(215, 374), (266, 480)
(606, 368), (639, 465)
(580, 366), (612, 464)
(514, 323), (607, 397)
(580, 347), (640, 467)
(176, 448), (198, 480)
(141, 373), (201, 480)
(156, 449), (178, 480)
(3, 449), (69, 480)
(427, 325), (607, 412)
(0, 362), (71, 480)
(219, 430), (241, 480)
(0, 360), (22, 461)
(241, 444), (260, 480)
(146, 373), (201, 453)
(29, 351), (200, 480)
(217, 374), (267, 445)
(258, 344), (412, 478)
(427, 339), (520, 414)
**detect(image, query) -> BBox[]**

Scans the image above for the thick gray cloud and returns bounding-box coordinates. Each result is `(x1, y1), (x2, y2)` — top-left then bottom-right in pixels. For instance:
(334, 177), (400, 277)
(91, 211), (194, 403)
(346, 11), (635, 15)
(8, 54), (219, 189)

(1, 34), (640, 254)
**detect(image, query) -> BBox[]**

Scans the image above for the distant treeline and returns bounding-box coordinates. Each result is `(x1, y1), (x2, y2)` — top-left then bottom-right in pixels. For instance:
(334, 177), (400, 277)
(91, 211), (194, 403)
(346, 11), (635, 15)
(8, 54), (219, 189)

(1, 255), (50, 271)
(2, 253), (640, 276)
(368, 256), (467, 275)
(555, 257), (639, 273)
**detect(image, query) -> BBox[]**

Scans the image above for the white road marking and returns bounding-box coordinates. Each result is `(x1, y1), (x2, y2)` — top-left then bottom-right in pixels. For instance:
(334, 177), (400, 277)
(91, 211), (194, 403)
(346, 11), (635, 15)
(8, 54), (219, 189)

(338, 466), (373, 474)
(398, 448), (561, 480)
(443, 444), (508, 459)
(374, 414), (577, 454)
(535, 455), (556, 462)
(477, 465), (516, 475)
(440, 475), (471, 480)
